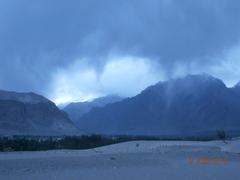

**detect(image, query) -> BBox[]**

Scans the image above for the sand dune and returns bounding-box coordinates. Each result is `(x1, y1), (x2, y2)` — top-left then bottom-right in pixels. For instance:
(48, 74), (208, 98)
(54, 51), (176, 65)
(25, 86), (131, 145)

(0, 140), (240, 180)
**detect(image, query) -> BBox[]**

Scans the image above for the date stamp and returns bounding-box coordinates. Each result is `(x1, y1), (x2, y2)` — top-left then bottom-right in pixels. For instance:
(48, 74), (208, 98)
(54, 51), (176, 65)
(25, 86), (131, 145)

(187, 157), (228, 165)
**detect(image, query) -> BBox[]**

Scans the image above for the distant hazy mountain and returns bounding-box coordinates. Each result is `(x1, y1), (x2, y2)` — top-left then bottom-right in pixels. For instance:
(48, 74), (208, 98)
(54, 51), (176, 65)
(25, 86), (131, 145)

(77, 74), (240, 135)
(0, 90), (79, 135)
(63, 95), (123, 122)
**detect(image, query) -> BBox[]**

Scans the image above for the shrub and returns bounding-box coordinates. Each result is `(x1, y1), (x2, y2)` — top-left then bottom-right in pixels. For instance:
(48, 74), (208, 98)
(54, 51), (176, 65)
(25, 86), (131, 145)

(217, 129), (227, 144)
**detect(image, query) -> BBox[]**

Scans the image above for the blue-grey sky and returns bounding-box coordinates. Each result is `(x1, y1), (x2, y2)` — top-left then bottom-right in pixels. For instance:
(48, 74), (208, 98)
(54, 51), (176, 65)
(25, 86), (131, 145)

(1, 0), (240, 104)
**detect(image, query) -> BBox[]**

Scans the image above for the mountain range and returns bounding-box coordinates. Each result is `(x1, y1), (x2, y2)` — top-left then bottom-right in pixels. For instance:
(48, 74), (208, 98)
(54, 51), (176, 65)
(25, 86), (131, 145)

(76, 74), (240, 135)
(1, 74), (240, 136)
(63, 95), (123, 122)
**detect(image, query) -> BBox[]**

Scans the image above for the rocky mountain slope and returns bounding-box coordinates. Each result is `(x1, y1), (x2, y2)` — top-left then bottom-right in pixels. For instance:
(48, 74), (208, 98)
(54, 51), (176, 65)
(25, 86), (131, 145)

(77, 74), (240, 135)
(63, 95), (123, 122)
(0, 90), (79, 135)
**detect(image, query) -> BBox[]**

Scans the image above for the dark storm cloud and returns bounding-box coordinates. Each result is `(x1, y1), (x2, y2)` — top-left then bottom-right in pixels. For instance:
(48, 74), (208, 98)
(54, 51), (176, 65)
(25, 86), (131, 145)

(0, 0), (240, 97)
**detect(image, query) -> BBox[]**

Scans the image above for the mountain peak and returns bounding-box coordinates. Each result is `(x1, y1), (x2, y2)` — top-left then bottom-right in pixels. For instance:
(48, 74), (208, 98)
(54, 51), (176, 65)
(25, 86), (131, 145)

(89, 95), (123, 104)
(0, 90), (50, 104)
(167, 73), (226, 89)
(177, 73), (223, 83)
(140, 74), (226, 99)
(63, 95), (124, 122)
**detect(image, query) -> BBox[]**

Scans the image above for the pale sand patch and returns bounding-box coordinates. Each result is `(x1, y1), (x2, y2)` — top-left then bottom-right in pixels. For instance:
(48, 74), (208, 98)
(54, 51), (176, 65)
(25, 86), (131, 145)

(0, 140), (240, 180)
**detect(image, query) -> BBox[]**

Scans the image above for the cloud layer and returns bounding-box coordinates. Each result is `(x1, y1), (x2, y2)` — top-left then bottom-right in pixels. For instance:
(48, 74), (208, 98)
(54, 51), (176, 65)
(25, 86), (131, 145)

(1, 0), (240, 103)
(50, 56), (163, 104)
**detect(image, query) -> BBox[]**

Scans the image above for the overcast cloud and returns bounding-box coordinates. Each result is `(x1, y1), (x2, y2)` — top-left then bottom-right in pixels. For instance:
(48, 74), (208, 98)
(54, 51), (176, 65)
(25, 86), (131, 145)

(0, 0), (240, 103)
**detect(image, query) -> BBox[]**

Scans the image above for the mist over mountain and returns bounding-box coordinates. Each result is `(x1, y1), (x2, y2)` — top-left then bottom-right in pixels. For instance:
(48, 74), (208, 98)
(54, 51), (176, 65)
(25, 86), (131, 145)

(76, 74), (240, 135)
(63, 95), (123, 122)
(0, 90), (79, 135)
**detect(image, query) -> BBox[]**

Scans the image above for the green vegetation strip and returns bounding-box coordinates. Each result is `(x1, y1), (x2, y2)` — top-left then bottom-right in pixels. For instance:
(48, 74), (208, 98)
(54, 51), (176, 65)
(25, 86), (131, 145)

(0, 134), (227, 152)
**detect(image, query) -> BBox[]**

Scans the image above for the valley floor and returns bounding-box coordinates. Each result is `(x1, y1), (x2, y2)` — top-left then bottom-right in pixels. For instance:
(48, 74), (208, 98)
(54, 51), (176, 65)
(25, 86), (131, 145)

(0, 140), (240, 180)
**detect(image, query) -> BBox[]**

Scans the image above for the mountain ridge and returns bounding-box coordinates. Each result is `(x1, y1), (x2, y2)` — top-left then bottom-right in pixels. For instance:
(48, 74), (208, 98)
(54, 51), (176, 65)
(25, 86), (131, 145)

(63, 95), (124, 122)
(0, 90), (79, 135)
(76, 74), (240, 135)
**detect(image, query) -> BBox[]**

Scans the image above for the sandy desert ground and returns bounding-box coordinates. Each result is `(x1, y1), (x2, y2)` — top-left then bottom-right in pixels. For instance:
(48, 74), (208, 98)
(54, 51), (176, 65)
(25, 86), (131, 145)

(0, 140), (240, 180)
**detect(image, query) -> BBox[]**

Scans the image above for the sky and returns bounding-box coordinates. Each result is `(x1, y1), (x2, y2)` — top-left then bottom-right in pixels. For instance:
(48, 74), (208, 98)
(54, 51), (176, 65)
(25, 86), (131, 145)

(1, 0), (240, 104)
